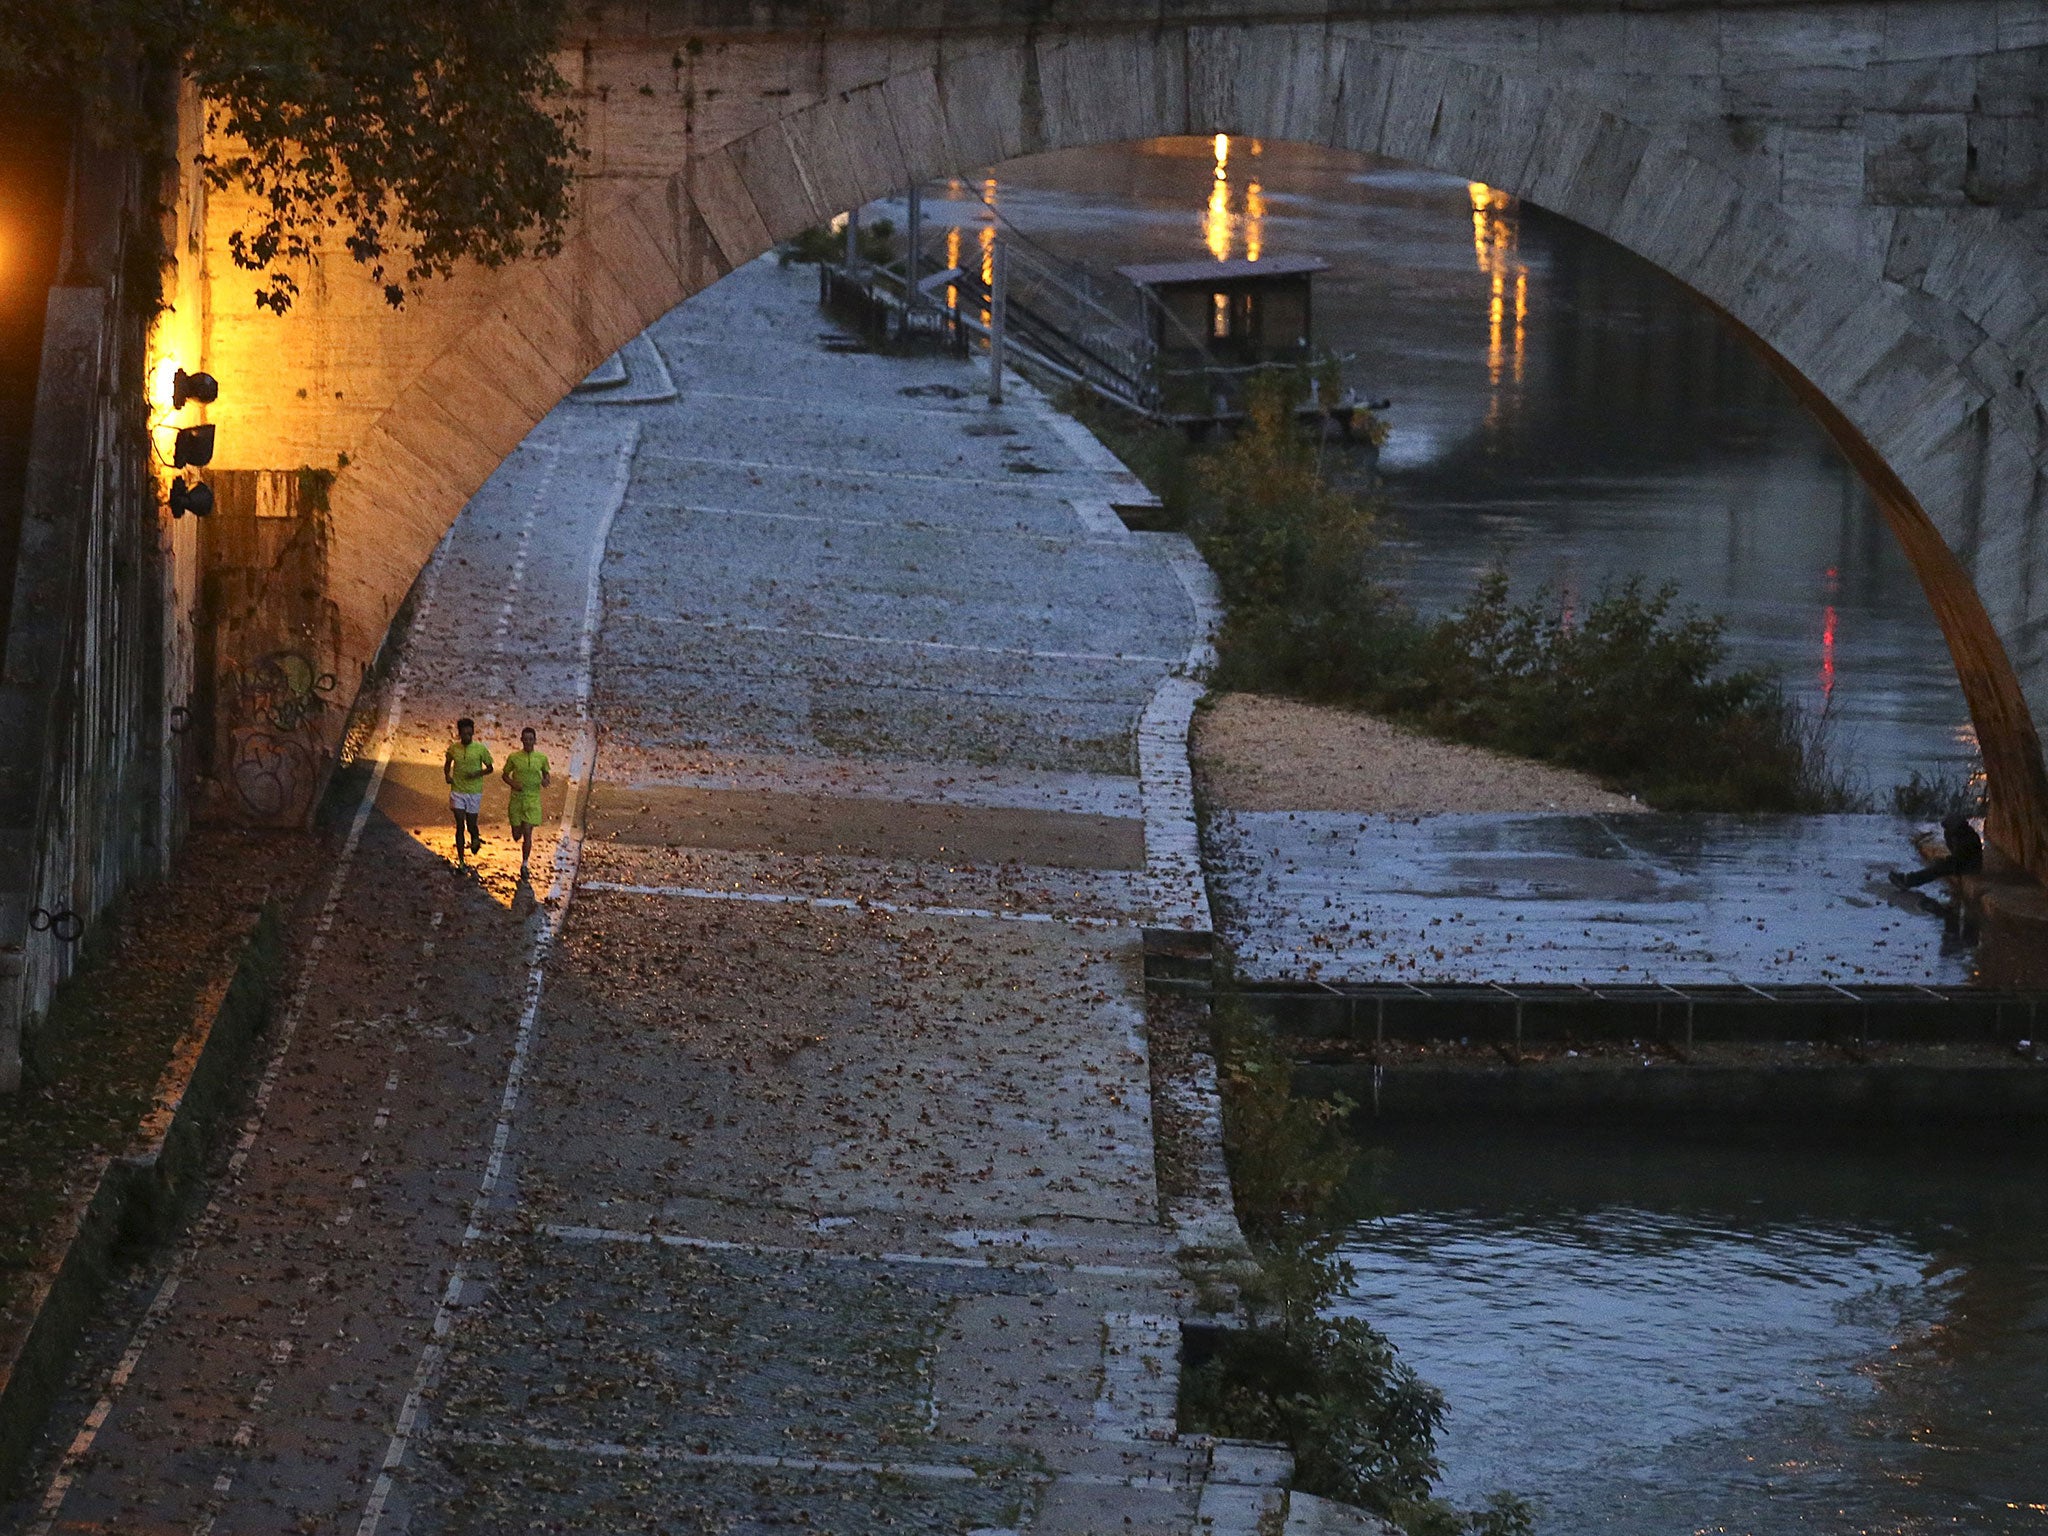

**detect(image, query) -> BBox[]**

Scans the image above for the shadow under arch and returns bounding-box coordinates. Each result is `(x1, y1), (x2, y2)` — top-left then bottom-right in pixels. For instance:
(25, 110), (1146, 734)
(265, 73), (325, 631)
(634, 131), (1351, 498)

(313, 27), (2048, 878)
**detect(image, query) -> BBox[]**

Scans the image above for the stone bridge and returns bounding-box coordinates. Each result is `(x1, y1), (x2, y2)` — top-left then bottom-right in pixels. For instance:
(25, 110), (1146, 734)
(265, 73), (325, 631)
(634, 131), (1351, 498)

(170, 0), (2048, 875)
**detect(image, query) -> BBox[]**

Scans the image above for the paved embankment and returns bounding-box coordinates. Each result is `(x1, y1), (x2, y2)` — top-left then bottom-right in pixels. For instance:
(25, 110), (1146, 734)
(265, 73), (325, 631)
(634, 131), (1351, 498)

(1206, 807), (2003, 988)
(7, 258), (1258, 1535)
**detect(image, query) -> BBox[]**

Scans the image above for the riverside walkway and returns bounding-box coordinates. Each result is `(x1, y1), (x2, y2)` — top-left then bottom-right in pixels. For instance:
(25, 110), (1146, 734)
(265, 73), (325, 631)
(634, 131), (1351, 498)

(13, 260), (1248, 1534)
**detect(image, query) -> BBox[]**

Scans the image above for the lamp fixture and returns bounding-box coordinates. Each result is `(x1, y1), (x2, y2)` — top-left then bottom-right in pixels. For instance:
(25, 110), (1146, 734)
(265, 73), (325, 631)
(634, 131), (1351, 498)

(172, 424), (215, 467)
(169, 479), (213, 518)
(171, 368), (218, 408)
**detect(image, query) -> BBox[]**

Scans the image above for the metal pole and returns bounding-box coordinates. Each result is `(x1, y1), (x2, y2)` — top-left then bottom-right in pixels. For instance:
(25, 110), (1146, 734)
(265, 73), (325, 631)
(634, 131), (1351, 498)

(988, 235), (1007, 406)
(905, 183), (922, 305)
(844, 205), (859, 271)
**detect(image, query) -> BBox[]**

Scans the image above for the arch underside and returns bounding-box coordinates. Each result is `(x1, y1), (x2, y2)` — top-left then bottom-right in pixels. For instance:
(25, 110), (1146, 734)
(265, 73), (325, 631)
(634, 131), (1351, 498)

(310, 22), (2048, 877)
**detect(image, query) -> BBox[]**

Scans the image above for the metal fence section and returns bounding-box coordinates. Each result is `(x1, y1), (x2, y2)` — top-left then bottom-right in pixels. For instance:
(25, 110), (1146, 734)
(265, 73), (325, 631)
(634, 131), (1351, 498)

(816, 261), (971, 358)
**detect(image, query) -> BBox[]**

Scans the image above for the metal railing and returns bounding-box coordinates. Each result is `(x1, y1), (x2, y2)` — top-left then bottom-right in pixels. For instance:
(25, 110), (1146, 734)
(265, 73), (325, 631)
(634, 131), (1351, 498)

(915, 216), (1199, 417)
(817, 260), (971, 358)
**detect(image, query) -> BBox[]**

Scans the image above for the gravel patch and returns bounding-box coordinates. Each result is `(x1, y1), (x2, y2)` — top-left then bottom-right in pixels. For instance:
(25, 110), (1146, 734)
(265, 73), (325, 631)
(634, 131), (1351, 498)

(1192, 692), (1644, 816)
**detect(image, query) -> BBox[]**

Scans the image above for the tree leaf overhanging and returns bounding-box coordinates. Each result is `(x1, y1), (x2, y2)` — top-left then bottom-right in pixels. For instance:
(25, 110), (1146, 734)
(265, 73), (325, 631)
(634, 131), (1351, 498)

(3, 0), (581, 313)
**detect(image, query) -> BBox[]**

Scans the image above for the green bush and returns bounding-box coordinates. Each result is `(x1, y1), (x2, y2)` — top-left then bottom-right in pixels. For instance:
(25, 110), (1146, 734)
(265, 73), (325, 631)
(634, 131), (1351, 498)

(1180, 1312), (1450, 1512)
(778, 218), (897, 268)
(1189, 377), (1423, 703)
(1071, 373), (1858, 814)
(1890, 764), (1985, 820)
(1390, 570), (1861, 813)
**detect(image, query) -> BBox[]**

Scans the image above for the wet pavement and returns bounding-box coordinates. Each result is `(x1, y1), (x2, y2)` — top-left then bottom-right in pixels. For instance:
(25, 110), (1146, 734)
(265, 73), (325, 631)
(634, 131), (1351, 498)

(1206, 810), (1990, 987)
(9, 259), (1235, 1535)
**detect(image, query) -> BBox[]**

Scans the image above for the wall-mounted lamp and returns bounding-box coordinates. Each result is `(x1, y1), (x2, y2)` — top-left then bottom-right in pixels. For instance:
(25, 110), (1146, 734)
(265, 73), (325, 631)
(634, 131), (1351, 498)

(171, 368), (219, 408)
(172, 424), (215, 467)
(169, 479), (213, 518)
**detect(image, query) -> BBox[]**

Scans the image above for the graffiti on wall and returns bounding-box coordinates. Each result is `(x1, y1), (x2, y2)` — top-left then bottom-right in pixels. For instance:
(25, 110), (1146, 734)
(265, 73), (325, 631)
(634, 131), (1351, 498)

(225, 650), (336, 823)
(196, 469), (344, 829)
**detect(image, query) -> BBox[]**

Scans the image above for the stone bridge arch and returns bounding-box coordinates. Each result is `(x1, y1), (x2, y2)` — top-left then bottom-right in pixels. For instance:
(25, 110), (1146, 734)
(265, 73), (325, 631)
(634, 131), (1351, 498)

(189, 10), (2048, 875)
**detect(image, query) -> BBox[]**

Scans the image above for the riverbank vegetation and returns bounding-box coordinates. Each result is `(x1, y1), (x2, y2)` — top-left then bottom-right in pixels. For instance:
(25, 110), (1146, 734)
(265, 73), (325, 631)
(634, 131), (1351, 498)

(1180, 990), (1533, 1535)
(1070, 376), (1863, 814)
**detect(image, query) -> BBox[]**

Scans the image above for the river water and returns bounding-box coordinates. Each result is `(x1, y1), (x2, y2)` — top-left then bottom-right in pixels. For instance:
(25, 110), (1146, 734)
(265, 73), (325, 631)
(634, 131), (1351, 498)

(1343, 1128), (2048, 1534)
(900, 138), (1975, 796)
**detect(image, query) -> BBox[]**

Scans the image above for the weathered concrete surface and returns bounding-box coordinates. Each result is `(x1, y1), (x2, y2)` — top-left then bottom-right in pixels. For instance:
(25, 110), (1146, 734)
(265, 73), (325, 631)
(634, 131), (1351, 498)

(8, 259), (1249, 1534)
(168, 0), (2048, 876)
(1206, 809), (2017, 986)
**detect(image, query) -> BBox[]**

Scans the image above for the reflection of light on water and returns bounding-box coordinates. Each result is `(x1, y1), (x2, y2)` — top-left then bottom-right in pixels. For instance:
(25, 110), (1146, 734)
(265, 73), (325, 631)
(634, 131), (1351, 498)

(1487, 266), (1505, 386)
(979, 178), (998, 327)
(945, 224), (960, 311)
(1512, 269), (1527, 387)
(1203, 134), (1266, 261)
(1467, 182), (1527, 420)
(1376, 423), (1448, 471)
(1822, 566), (1839, 701)
(1206, 134), (1232, 260)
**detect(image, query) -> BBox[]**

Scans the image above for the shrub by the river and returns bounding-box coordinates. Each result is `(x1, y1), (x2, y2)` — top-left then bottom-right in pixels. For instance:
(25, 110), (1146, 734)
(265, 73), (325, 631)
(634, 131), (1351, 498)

(1069, 376), (1859, 813)
(1390, 570), (1861, 812)
(777, 218), (896, 267)
(1178, 996), (1535, 1536)
(1890, 763), (1986, 821)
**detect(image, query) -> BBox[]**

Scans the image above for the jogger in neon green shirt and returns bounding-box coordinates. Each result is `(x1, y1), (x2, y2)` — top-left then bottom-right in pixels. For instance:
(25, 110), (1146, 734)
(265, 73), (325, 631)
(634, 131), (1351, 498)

(500, 726), (551, 873)
(443, 717), (493, 865)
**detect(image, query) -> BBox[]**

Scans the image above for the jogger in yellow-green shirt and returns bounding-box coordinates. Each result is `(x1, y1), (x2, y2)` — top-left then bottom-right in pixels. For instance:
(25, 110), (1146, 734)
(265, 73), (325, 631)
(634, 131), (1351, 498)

(443, 717), (493, 865)
(501, 726), (552, 874)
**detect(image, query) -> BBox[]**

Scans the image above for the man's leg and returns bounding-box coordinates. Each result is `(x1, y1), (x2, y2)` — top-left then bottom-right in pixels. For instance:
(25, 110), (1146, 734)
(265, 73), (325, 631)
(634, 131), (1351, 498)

(1895, 856), (1961, 888)
(453, 810), (468, 862)
(466, 812), (483, 852)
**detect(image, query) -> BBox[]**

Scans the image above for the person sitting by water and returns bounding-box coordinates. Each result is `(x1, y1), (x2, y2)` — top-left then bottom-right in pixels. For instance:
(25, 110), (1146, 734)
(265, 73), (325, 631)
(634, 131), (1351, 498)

(1889, 812), (1983, 889)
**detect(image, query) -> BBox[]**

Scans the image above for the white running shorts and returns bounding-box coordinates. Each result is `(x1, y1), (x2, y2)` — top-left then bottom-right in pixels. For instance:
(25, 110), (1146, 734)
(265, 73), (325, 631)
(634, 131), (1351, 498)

(449, 791), (482, 815)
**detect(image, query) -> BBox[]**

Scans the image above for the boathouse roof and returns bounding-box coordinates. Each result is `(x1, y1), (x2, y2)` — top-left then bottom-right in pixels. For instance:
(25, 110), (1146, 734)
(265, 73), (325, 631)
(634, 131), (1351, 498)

(1115, 255), (1327, 287)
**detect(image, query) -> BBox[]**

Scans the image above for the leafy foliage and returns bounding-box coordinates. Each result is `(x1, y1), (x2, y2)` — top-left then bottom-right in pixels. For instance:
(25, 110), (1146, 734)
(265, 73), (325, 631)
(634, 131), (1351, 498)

(1073, 375), (1858, 813)
(1386, 570), (1860, 812)
(1191, 374), (1417, 702)
(3, 0), (579, 313)
(779, 219), (898, 269)
(1890, 764), (1986, 821)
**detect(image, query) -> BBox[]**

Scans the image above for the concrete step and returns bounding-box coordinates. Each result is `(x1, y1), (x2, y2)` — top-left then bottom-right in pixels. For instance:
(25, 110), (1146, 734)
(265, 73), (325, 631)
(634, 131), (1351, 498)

(1194, 1438), (1292, 1534)
(1283, 1491), (1400, 1535)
